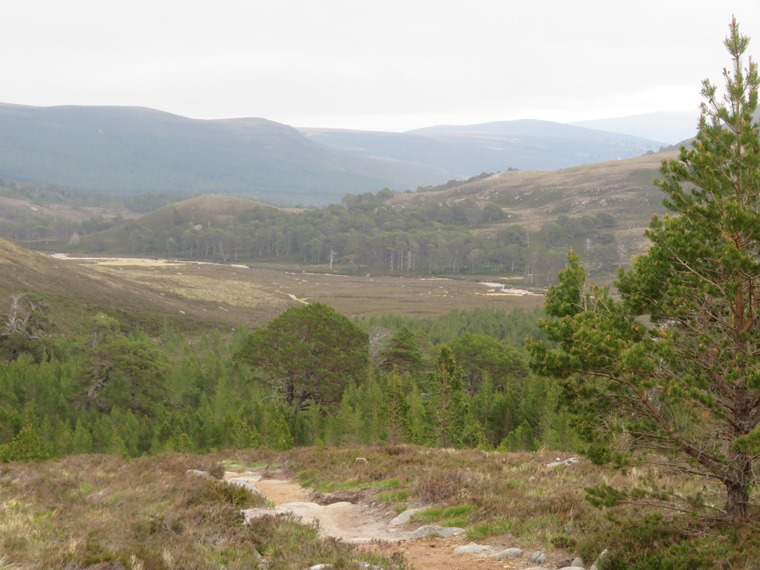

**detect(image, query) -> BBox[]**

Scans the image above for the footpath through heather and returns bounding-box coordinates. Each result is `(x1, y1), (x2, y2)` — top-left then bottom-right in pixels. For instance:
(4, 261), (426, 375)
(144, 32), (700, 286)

(224, 470), (566, 570)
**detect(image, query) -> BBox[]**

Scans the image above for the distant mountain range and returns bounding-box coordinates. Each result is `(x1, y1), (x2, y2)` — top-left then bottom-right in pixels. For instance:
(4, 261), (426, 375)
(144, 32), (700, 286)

(301, 120), (667, 180)
(0, 102), (682, 206)
(571, 111), (697, 144)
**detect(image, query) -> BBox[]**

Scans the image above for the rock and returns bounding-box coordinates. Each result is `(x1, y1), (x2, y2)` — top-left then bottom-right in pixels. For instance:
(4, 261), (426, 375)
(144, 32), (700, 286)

(306, 565), (333, 570)
(557, 567), (585, 570)
(186, 469), (214, 480)
(590, 548), (609, 570)
(242, 508), (272, 524)
(453, 543), (495, 555)
(409, 525), (465, 539)
(311, 490), (359, 505)
(546, 457), (579, 468)
(388, 507), (425, 526)
(492, 547), (523, 559)
(572, 556), (585, 567)
(227, 478), (258, 492)
(529, 551), (547, 563)
(251, 549), (269, 569)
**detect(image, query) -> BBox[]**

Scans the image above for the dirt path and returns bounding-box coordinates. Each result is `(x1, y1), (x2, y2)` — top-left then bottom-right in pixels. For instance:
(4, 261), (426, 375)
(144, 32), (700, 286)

(225, 470), (556, 570)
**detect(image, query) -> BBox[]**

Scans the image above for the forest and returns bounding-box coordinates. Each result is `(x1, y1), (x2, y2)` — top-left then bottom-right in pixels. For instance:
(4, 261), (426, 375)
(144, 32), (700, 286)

(0, 302), (575, 462)
(0, 182), (624, 285)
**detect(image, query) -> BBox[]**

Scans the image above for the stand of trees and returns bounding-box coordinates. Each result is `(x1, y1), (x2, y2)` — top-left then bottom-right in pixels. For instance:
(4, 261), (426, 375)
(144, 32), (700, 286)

(0, 303), (578, 463)
(1, 181), (625, 282)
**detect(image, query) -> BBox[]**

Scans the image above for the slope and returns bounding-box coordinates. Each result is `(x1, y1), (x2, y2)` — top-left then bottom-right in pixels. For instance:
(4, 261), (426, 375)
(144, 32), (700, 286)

(302, 120), (666, 179)
(0, 237), (277, 335)
(0, 103), (444, 206)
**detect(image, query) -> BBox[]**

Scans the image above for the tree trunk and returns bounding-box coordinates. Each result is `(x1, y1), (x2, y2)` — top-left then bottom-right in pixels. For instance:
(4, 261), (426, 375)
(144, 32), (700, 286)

(724, 451), (752, 520)
(724, 481), (749, 520)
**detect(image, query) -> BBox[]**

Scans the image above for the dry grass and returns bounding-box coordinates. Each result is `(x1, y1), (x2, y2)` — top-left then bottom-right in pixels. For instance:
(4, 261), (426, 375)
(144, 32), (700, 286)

(1, 446), (753, 568)
(276, 446), (604, 548)
(1, 234), (545, 336)
(75, 260), (545, 325)
(261, 445), (746, 563)
(0, 452), (411, 569)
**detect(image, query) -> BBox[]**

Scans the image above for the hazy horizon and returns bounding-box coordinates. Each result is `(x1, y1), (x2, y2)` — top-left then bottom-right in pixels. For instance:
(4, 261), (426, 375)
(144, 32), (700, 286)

(4, 1), (758, 135)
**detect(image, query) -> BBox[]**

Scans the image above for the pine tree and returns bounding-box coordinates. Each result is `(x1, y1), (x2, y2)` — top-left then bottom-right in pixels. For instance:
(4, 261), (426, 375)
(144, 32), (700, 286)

(429, 347), (469, 449)
(530, 20), (760, 521)
(382, 369), (410, 444)
(234, 303), (369, 412)
(405, 383), (431, 446)
(379, 326), (425, 377)
(3, 422), (49, 461)
(71, 418), (94, 454)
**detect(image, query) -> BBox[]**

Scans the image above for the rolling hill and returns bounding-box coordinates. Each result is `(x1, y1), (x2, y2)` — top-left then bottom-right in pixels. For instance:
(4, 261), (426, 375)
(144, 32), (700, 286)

(302, 119), (666, 177)
(571, 111), (698, 144)
(0, 103), (444, 207)
(389, 149), (678, 256)
(0, 103), (667, 208)
(0, 237), (275, 334)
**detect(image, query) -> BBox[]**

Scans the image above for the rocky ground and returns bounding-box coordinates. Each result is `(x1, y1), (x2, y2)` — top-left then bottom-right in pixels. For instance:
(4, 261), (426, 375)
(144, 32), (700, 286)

(225, 470), (587, 570)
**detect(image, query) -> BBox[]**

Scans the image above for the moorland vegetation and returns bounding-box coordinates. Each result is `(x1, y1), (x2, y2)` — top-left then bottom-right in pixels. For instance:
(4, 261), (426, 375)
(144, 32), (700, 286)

(0, 19), (757, 570)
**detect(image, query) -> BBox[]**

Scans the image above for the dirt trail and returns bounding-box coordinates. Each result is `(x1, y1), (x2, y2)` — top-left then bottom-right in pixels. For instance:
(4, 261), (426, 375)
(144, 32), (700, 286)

(225, 470), (554, 570)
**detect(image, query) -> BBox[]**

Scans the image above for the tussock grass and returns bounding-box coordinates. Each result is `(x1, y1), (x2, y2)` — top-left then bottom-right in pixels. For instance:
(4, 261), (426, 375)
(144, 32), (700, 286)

(0, 452), (409, 569)
(264, 444), (751, 564)
(2, 446), (754, 568)
(272, 445), (604, 552)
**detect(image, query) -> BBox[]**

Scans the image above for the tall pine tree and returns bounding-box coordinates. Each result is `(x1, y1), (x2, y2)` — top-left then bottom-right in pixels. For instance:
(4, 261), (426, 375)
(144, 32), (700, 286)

(530, 19), (760, 521)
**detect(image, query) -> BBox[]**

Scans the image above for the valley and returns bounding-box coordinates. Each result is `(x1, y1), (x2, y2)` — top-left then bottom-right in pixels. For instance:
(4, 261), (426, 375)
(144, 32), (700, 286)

(52, 254), (544, 324)
(0, 23), (757, 566)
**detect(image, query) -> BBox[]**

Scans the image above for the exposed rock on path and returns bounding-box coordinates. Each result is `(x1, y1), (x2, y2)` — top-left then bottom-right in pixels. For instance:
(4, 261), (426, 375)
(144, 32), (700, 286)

(229, 471), (412, 544)
(224, 469), (571, 570)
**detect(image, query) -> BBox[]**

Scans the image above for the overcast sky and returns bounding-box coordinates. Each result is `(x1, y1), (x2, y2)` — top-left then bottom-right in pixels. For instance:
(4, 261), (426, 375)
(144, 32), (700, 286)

(3, 1), (759, 132)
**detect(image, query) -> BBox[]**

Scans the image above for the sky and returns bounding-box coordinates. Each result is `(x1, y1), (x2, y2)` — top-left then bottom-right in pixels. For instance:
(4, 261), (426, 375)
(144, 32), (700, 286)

(3, 1), (759, 132)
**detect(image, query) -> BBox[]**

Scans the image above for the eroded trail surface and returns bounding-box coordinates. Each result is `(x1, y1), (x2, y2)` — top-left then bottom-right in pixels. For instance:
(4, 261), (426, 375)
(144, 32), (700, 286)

(225, 470), (560, 570)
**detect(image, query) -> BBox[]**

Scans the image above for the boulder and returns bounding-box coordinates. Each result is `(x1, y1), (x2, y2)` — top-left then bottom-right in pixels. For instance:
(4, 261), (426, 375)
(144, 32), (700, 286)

(409, 525), (465, 539)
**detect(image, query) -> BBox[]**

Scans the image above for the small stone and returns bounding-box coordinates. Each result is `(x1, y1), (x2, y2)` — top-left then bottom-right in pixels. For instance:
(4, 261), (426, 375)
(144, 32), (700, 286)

(453, 543), (494, 555)
(590, 548), (609, 570)
(529, 551), (547, 563)
(572, 557), (585, 568)
(186, 469), (213, 480)
(228, 478), (258, 491)
(388, 508), (425, 526)
(493, 547), (523, 559)
(409, 525), (465, 539)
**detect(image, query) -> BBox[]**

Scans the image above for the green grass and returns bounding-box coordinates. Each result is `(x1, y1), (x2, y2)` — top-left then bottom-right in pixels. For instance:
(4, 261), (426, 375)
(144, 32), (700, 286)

(378, 489), (410, 504)
(467, 518), (517, 540)
(411, 504), (477, 522)
(314, 477), (402, 493)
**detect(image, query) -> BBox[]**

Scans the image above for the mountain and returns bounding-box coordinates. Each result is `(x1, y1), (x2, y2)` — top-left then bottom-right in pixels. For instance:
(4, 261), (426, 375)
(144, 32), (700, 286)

(0, 103), (444, 207)
(0, 103), (668, 208)
(302, 120), (665, 178)
(571, 112), (698, 145)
